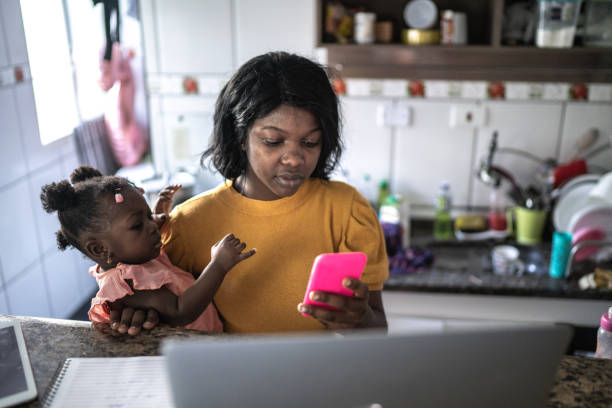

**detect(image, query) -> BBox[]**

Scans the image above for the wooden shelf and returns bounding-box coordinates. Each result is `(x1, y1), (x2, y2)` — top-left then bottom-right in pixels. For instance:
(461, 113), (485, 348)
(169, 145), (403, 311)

(323, 44), (612, 82)
(318, 0), (612, 83)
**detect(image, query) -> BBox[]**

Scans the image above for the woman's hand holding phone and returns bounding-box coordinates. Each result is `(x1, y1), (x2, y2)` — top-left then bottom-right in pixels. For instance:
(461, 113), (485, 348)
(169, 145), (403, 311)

(298, 252), (375, 330)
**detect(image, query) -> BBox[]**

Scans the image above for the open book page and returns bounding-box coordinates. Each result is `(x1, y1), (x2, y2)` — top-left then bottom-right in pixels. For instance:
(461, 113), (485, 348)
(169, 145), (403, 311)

(44, 356), (174, 408)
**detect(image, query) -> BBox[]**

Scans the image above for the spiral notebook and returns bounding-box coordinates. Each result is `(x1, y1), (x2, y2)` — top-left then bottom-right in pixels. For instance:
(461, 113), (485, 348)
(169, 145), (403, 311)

(42, 356), (174, 408)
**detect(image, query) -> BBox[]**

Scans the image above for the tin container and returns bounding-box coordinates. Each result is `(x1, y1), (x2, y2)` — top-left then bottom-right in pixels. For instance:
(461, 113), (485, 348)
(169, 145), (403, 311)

(440, 10), (468, 45)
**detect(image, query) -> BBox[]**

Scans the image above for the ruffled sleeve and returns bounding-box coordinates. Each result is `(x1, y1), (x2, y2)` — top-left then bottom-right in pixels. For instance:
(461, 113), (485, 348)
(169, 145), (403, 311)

(88, 267), (134, 323)
(338, 190), (389, 291)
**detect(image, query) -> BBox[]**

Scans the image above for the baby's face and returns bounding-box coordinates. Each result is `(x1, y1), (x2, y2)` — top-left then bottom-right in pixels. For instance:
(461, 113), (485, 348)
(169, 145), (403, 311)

(105, 188), (162, 265)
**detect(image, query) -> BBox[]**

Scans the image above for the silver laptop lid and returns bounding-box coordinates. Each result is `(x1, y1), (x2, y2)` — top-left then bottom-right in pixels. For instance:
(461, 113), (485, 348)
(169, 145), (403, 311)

(163, 325), (571, 408)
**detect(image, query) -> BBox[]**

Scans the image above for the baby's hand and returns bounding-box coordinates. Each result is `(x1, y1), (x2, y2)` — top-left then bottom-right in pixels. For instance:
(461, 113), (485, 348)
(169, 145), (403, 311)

(153, 184), (181, 216)
(211, 233), (256, 272)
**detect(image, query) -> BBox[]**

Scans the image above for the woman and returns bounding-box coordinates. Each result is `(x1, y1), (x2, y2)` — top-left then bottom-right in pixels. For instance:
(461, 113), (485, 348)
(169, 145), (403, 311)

(111, 52), (388, 334)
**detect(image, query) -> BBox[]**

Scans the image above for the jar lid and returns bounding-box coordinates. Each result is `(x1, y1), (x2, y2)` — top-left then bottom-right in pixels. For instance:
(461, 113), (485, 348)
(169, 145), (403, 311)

(404, 0), (438, 29)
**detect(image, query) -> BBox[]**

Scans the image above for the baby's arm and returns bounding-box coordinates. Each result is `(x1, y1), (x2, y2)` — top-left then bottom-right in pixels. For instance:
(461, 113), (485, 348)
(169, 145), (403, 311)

(151, 184), (181, 228)
(114, 234), (256, 327)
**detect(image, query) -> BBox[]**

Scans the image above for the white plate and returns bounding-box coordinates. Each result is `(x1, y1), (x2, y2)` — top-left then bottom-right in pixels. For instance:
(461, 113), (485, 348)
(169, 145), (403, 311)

(568, 203), (612, 235)
(553, 181), (597, 231)
(557, 173), (600, 198)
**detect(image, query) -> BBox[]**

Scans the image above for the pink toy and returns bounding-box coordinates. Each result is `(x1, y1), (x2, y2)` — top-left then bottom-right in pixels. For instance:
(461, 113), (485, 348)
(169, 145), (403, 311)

(302, 252), (367, 317)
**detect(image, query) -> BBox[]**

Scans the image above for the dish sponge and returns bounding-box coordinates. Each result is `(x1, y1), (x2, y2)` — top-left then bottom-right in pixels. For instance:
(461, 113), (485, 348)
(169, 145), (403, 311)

(455, 214), (486, 232)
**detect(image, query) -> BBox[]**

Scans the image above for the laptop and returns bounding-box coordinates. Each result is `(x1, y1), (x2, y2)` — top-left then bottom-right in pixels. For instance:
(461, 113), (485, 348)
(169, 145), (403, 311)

(162, 324), (571, 408)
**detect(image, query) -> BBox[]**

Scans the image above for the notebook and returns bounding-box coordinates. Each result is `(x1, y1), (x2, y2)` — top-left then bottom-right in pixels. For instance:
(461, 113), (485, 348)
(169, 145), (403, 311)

(42, 356), (174, 408)
(162, 324), (572, 408)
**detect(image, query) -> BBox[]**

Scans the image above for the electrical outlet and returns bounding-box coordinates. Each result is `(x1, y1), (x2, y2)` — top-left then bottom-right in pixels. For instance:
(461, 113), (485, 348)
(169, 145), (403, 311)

(376, 102), (412, 127)
(449, 104), (487, 129)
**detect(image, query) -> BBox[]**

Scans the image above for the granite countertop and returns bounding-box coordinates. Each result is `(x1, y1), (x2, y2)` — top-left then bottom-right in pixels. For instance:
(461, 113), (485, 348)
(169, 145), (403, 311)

(3, 315), (611, 408)
(384, 238), (612, 300)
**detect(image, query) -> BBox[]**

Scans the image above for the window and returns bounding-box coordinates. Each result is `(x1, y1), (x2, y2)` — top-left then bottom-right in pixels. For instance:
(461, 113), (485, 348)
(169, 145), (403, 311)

(20, 0), (79, 145)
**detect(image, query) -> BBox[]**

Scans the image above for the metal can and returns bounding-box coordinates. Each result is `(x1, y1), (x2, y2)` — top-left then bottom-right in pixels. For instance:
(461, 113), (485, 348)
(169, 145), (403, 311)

(354, 12), (376, 44)
(441, 10), (467, 45)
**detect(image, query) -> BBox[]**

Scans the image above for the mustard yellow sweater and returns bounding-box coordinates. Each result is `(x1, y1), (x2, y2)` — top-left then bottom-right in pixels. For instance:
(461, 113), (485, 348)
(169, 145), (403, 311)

(162, 179), (388, 333)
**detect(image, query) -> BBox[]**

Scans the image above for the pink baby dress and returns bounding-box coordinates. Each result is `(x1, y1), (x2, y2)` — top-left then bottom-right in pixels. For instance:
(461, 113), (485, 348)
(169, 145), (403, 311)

(88, 250), (223, 332)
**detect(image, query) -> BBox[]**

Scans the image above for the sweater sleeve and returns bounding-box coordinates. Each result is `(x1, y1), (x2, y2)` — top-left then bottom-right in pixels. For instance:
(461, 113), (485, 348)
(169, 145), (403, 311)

(161, 212), (193, 276)
(338, 190), (389, 291)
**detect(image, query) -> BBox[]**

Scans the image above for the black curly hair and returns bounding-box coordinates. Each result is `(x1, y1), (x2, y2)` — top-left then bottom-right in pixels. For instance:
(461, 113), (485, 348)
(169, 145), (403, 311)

(40, 166), (136, 252)
(201, 51), (343, 180)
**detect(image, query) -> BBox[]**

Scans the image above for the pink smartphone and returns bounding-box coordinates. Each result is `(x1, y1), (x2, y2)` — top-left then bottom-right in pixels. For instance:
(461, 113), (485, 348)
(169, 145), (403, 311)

(301, 252), (367, 317)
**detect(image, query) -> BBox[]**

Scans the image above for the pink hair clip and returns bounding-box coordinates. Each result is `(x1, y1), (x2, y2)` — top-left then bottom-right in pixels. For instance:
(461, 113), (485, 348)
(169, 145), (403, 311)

(114, 188), (124, 203)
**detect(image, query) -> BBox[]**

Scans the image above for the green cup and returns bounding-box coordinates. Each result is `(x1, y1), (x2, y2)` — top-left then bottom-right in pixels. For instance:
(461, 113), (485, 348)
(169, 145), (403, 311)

(507, 207), (547, 245)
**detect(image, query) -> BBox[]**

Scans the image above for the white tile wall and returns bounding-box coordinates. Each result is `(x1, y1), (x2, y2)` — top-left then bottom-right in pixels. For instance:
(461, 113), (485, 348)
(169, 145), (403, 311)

(0, 88), (27, 185)
(0, 180), (41, 282)
(0, 3), (93, 319)
(29, 163), (64, 254)
(391, 100), (475, 213)
(0, 287), (9, 314)
(0, 0), (28, 65)
(73, 252), (97, 298)
(558, 103), (612, 173)
(234, 0), (316, 65)
(5, 263), (52, 318)
(14, 82), (73, 172)
(43, 250), (83, 318)
(154, 0), (233, 74)
(0, 6), (8, 68)
(338, 97), (393, 205)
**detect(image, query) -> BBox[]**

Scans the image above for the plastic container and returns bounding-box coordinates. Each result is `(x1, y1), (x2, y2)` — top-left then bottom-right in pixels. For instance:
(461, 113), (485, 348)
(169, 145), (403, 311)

(536, 0), (583, 48)
(595, 306), (612, 359)
(433, 182), (453, 240)
(584, 0), (612, 47)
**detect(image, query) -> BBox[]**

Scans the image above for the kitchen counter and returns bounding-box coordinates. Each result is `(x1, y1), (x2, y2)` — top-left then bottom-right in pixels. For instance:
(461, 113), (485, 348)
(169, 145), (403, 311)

(3, 315), (611, 408)
(384, 238), (611, 300)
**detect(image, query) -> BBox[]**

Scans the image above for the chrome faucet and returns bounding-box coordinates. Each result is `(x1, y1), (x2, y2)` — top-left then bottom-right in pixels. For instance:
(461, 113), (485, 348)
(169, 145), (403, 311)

(564, 240), (612, 278)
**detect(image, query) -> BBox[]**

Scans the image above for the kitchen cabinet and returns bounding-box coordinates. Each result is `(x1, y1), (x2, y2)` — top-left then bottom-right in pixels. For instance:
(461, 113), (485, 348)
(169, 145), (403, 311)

(318, 0), (612, 82)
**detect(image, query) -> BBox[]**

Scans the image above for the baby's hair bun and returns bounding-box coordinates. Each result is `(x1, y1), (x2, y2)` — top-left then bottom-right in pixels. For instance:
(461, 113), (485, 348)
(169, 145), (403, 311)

(40, 180), (77, 213)
(70, 165), (103, 184)
(55, 230), (71, 251)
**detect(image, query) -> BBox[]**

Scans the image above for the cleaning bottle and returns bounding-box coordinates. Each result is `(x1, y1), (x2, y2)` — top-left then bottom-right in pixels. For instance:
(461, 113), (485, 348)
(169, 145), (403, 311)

(377, 179), (391, 213)
(433, 182), (453, 240)
(595, 306), (612, 359)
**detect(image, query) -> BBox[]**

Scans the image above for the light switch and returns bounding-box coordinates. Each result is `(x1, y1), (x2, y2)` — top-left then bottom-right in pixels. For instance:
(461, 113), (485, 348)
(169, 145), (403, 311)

(376, 102), (412, 127)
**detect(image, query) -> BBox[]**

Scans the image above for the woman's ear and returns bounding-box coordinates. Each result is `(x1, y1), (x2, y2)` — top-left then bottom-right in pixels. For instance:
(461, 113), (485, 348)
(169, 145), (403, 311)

(84, 238), (108, 264)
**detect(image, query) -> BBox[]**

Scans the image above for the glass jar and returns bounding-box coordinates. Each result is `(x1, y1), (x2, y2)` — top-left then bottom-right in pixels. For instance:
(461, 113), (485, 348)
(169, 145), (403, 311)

(584, 0), (612, 46)
(536, 0), (583, 48)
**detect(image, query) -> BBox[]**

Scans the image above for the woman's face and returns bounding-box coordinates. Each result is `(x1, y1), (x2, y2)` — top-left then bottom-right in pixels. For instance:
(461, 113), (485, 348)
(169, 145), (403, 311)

(242, 105), (322, 201)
